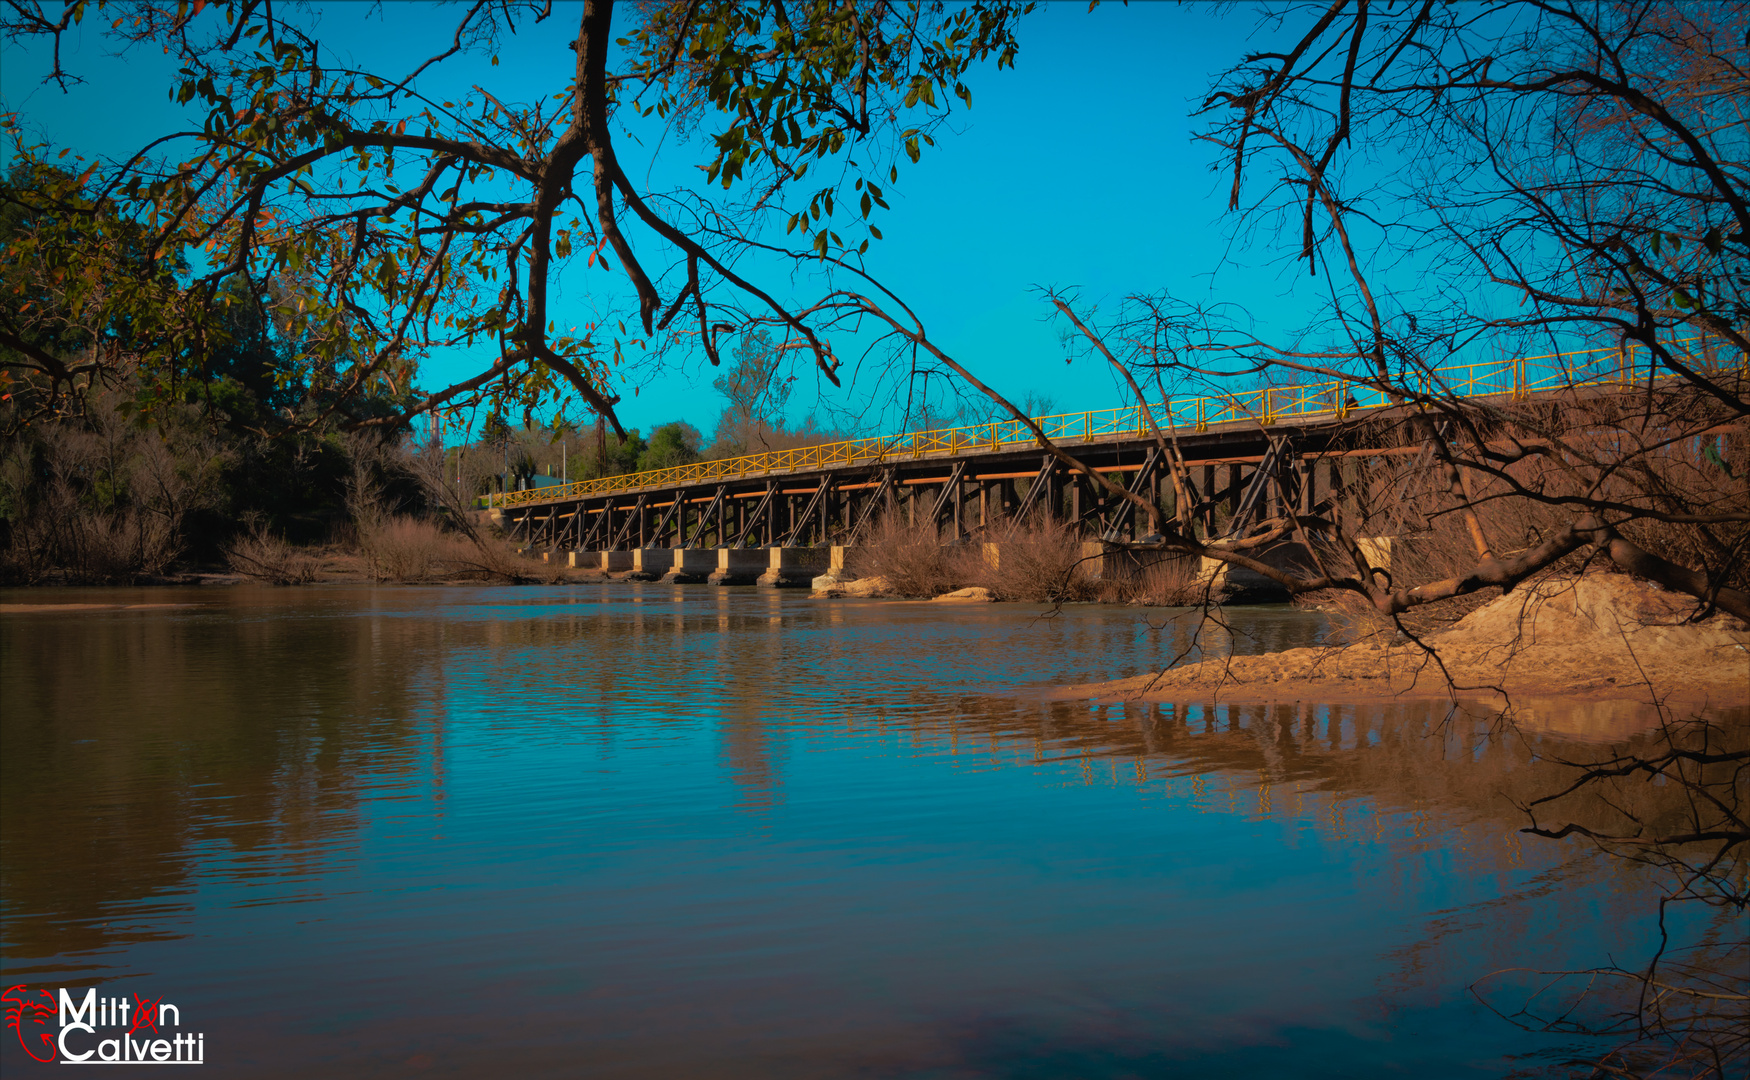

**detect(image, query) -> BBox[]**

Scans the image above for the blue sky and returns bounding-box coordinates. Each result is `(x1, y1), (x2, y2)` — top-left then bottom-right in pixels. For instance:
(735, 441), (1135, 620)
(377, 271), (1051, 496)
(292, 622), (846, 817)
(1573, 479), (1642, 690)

(2, 2), (1326, 439)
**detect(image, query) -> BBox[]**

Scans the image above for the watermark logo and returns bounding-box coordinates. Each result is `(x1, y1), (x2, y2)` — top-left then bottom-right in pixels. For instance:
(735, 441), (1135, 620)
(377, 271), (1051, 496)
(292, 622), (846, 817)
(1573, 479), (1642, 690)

(4, 986), (205, 1065)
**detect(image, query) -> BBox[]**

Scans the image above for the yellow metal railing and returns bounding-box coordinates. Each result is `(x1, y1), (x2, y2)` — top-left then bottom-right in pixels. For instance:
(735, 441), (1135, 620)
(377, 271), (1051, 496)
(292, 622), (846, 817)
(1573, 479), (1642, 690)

(488, 337), (1732, 508)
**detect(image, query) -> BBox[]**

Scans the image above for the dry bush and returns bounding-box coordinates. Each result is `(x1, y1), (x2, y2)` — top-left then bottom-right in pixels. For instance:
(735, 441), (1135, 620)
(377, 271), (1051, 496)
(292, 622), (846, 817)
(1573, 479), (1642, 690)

(849, 514), (1208, 605)
(849, 514), (978, 597)
(1109, 553), (1208, 607)
(357, 515), (448, 582)
(974, 517), (1096, 603)
(1299, 585), (1397, 644)
(403, 427), (499, 545)
(397, 435), (541, 582)
(0, 407), (215, 583)
(442, 531), (532, 582)
(1335, 386), (1749, 621)
(27, 505), (180, 582)
(225, 528), (322, 585)
(354, 512), (530, 584)
(1603, 390), (1750, 597)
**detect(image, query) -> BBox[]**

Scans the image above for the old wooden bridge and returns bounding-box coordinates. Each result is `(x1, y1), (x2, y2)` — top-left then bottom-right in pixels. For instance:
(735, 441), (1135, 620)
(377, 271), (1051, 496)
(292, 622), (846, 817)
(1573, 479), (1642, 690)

(484, 342), (1699, 585)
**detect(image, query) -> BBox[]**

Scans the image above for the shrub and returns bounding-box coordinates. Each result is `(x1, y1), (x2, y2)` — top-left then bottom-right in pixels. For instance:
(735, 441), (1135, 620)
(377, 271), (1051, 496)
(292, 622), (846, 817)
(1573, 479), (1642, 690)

(0, 413), (207, 583)
(1108, 553), (1207, 607)
(225, 528), (322, 585)
(849, 514), (978, 597)
(975, 517), (1096, 603)
(357, 515), (448, 582)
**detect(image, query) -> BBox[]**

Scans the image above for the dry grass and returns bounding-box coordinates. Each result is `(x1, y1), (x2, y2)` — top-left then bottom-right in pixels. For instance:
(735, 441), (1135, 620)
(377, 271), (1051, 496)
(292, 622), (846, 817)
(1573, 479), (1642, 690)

(225, 528), (322, 585)
(1105, 553), (1208, 607)
(976, 517), (1096, 603)
(354, 514), (534, 583)
(848, 515), (979, 598)
(0, 400), (221, 583)
(357, 515), (446, 582)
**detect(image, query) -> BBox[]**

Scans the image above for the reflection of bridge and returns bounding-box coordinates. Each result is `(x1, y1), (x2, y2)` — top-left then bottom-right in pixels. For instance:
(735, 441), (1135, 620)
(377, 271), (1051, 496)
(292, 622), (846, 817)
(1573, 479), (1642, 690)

(485, 342), (1710, 585)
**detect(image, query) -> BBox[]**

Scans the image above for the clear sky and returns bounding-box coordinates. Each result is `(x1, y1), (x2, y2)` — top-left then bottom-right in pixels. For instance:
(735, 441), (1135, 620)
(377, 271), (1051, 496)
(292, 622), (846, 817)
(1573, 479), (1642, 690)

(2, 2), (1326, 439)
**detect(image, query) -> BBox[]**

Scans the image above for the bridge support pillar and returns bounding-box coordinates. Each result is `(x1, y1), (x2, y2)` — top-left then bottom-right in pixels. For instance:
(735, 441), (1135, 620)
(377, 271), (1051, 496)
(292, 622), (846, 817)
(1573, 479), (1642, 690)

(599, 550), (634, 573)
(1355, 537), (1395, 573)
(628, 548), (667, 581)
(661, 548), (715, 584)
(807, 545), (857, 591)
(711, 547), (767, 586)
(1198, 538), (1321, 602)
(1078, 540), (1138, 584)
(758, 546), (831, 587)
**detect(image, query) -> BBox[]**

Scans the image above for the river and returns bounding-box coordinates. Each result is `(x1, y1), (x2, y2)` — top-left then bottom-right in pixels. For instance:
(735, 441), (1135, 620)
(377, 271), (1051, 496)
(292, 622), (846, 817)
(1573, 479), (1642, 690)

(0, 585), (1707, 1076)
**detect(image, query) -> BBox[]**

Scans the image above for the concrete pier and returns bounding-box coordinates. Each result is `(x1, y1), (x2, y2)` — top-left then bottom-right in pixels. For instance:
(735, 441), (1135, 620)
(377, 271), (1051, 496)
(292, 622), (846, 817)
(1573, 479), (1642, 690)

(710, 548), (768, 586)
(757, 547), (831, 588)
(596, 546), (838, 585)
(805, 545), (857, 591)
(1077, 540), (1136, 583)
(601, 550), (634, 573)
(660, 548), (716, 584)
(1195, 539), (1324, 602)
(628, 548), (667, 581)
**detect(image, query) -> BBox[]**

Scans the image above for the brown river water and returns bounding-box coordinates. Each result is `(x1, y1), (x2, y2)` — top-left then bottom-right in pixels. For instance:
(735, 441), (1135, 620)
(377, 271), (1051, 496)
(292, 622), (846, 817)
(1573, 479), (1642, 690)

(0, 584), (1723, 1077)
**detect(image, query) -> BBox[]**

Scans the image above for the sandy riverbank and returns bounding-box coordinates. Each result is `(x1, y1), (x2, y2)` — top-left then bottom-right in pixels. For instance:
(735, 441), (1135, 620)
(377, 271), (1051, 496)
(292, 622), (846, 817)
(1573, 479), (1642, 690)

(1045, 574), (1749, 713)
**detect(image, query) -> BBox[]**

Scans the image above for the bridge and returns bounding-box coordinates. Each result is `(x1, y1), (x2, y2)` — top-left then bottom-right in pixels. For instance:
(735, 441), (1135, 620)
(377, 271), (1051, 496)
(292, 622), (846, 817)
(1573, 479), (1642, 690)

(482, 341), (1718, 586)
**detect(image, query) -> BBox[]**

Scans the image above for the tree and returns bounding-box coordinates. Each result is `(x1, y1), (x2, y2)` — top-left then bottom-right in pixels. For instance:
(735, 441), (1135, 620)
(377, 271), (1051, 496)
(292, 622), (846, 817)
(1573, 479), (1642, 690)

(0, 160), (192, 424)
(709, 327), (794, 455)
(638, 420), (701, 472)
(1, 0), (1030, 435)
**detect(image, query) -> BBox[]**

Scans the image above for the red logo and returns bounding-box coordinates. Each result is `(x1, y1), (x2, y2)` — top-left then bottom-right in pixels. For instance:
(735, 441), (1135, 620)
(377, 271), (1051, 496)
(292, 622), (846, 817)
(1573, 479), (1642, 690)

(3, 985), (57, 1063)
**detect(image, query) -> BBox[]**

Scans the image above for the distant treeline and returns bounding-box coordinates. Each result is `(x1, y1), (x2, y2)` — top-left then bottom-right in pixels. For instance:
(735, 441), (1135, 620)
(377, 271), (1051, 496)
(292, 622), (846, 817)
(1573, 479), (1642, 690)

(467, 328), (849, 492)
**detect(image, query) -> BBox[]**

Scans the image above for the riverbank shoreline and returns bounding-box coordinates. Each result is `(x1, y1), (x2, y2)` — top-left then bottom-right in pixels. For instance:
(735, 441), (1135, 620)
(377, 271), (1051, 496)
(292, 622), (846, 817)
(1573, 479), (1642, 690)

(1043, 575), (1749, 717)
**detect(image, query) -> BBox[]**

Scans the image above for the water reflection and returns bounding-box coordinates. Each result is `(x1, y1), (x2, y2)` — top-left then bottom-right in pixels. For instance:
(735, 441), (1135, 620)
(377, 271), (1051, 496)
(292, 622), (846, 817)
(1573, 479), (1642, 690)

(0, 584), (1713, 1077)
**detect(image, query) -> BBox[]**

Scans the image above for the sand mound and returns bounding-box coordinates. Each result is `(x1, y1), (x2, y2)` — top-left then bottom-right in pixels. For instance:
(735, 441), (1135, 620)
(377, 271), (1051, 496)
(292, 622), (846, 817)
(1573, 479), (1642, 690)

(1051, 574), (1748, 708)
(1441, 573), (1737, 653)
